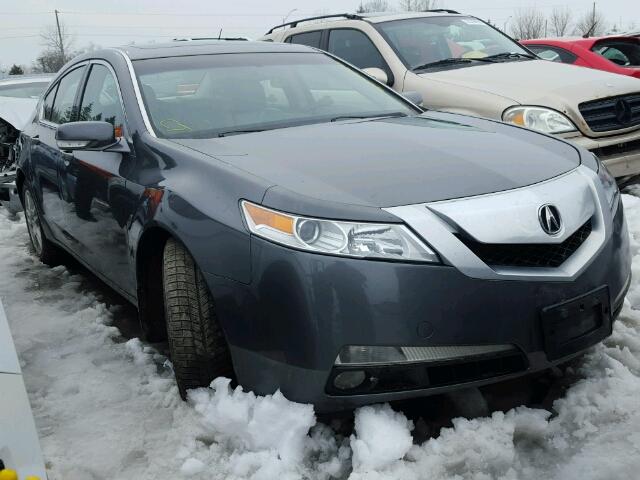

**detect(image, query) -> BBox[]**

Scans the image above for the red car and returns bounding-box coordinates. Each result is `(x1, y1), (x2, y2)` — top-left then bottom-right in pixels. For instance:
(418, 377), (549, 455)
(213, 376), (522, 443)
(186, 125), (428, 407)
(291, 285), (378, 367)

(521, 36), (640, 79)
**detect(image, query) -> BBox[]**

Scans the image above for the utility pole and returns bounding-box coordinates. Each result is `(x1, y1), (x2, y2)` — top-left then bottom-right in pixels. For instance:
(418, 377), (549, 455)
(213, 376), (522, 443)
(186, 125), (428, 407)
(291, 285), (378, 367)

(54, 9), (65, 59)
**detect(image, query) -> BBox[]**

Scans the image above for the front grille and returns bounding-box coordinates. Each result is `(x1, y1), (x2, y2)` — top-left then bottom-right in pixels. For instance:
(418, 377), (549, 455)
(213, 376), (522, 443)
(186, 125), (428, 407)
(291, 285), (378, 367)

(592, 138), (640, 160)
(579, 93), (640, 132)
(458, 220), (592, 269)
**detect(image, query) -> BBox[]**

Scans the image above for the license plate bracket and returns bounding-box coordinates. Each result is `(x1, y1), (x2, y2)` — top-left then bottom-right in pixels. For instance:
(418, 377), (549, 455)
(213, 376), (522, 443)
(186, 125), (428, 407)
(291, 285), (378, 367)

(541, 286), (611, 361)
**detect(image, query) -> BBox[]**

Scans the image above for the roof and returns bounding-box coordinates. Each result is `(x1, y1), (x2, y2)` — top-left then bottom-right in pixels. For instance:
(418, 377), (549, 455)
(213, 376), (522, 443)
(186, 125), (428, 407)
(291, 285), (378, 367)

(117, 40), (315, 60)
(264, 10), (464, 35)
(362, 11), (463, 23)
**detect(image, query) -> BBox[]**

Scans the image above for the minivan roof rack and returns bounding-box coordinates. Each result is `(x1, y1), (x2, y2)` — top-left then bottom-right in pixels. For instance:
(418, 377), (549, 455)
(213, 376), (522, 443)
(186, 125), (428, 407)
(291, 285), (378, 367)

(266, 13), (362, 34)
(424, 9), (461, 14)
(173, 37), (249, 42)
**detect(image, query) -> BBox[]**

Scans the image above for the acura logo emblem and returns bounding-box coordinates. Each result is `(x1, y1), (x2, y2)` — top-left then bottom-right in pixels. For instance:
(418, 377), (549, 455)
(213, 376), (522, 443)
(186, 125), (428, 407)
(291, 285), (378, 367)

(539, 204), (562, 236)
(614, 99), (633, 126)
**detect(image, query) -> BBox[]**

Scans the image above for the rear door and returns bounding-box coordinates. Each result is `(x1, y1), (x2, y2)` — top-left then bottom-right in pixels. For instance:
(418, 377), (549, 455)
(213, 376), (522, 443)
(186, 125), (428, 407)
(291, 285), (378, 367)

(58, 61), (137, 296)
(31, 65), (86, 239)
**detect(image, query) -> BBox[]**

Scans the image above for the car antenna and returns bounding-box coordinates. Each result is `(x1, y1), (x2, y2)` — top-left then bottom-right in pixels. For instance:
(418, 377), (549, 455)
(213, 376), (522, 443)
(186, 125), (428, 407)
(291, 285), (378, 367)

(218, 28), (223, 40)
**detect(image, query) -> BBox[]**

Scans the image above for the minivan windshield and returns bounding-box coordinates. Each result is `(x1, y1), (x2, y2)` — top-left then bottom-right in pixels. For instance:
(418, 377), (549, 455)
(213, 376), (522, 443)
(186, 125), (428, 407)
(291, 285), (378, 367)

(133, 52), (417, 139)
(377, 16), (533, 71)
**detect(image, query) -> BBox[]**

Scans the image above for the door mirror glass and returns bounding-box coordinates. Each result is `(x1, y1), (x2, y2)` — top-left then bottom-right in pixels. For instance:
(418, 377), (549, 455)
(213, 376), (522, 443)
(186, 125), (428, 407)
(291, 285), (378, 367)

(362, 67), (389, 85)
(56, 121), (116, 151)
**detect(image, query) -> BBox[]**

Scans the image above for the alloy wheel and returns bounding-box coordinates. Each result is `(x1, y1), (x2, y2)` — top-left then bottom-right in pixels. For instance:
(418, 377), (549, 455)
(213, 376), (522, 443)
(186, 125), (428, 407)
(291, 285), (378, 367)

(24, 189), (43, 256)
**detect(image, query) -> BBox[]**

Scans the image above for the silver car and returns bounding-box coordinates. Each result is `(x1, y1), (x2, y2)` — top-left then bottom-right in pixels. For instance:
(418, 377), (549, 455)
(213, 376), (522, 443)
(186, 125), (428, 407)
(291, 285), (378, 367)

(263, 11), (640, 180)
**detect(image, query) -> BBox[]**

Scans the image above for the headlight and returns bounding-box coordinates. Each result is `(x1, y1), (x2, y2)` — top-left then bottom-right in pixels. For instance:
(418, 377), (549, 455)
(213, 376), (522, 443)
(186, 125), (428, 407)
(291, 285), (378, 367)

(503, 106), (577, 134)
(241, 201), (439, 263)
(595, 155), (619, 211)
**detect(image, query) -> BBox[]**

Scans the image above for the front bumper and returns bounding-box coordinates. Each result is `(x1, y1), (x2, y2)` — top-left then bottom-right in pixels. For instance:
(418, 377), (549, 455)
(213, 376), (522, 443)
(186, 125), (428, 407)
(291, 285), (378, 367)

(0, 170), (21, 213)
(563, 129), (640, 178)
(205, 199), (630, 412)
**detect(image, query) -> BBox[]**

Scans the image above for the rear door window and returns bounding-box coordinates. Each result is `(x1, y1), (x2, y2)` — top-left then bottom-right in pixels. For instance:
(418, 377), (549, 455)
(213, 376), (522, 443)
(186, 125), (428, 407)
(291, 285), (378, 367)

(593, 40), (640, 66)
(50, 67), (85, 124)
(42, 84), (59, 122)
(286, 31), (323, 48)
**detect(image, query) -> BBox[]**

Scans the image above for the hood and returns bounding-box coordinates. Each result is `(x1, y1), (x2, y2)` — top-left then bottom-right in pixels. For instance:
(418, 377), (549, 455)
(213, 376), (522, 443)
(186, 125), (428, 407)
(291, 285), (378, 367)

(173, 112), (580, 209)
(424, 59), (640, 107)
(0, 96), (38, 131)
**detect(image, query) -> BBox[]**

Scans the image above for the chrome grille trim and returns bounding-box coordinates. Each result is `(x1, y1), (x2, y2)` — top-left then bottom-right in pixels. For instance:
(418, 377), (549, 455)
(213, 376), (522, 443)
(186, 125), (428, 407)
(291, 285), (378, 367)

(385, 166), (612, 281)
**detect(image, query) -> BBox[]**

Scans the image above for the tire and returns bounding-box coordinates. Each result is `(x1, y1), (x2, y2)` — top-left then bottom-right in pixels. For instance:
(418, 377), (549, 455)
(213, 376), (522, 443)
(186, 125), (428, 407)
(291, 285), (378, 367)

(162, 238), (234, 399)
(22, 185), (61, 266)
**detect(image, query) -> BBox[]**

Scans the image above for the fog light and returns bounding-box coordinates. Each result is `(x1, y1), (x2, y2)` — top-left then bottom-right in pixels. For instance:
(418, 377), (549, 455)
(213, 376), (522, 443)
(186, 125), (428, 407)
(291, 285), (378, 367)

(333, 370), (366, 390)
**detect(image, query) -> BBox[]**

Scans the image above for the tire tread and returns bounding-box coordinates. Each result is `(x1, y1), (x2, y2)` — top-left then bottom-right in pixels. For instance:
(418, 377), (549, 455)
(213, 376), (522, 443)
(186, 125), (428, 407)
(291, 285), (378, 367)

(162, 238), (233, 398)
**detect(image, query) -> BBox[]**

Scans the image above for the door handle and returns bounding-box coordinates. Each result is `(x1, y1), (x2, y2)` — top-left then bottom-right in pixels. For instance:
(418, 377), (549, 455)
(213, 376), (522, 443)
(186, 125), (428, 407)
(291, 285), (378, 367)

(32, 135), (40, 146)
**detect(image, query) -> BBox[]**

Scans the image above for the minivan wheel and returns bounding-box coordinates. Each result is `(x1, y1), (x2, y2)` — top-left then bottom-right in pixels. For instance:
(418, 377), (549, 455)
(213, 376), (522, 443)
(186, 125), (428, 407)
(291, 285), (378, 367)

(162, 238), (234, 399)
(23, 185), (60, 266)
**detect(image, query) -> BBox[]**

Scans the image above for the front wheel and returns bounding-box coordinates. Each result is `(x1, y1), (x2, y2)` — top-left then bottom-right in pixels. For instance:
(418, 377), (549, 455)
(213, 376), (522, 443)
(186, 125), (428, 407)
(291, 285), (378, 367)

(22, 185), (61, 266)
(162, 238), (234, 399)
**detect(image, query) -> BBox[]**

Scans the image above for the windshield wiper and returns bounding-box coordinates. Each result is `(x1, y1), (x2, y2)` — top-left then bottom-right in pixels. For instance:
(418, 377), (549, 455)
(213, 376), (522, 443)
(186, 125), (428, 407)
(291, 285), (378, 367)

(412, 57), (474, 71)
(480, 52), (537, 62)
(217, 129), (265, 137)
(330, 112), (408, 122)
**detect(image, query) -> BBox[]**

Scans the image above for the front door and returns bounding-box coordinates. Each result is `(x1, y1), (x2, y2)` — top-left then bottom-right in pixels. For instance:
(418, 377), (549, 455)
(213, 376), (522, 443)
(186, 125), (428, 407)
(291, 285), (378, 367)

(58, 62), (138, 297)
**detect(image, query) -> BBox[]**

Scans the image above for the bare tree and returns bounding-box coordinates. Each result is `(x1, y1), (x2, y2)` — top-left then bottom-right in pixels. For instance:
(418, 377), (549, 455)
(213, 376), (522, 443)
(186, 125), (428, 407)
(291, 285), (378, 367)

(549, 7), (572, 37)
(510, 8), (546, 40)
(34, 20), (75, 73)
(398, 0), (438, 12)
(40, 22), (74, 61)
(357, 0), (390, 13)
(574, 7), (607, 37)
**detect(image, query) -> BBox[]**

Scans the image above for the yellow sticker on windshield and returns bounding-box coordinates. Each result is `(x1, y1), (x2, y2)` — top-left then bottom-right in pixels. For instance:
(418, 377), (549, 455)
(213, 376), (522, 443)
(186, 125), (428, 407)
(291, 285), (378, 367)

(160, 119), (192, 132)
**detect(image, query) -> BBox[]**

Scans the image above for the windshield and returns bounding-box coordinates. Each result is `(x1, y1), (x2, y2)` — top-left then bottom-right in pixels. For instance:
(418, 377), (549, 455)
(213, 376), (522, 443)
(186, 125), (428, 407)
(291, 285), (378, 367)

(377, 16), (531, 71)
(0, 81), (50, 99)
(133, 53), (416, 139)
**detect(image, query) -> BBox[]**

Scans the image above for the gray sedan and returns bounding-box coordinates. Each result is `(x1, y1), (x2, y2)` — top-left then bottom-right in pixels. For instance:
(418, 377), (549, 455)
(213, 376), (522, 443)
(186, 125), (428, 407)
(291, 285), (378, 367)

(14, 41), (630, 411)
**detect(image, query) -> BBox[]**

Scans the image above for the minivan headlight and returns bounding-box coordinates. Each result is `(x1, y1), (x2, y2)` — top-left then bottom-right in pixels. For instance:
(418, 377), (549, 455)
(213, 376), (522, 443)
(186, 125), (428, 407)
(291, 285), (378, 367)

(503, 106), (577, 134)
(241, 201), (439, 263)
(595, 156), (619, 211)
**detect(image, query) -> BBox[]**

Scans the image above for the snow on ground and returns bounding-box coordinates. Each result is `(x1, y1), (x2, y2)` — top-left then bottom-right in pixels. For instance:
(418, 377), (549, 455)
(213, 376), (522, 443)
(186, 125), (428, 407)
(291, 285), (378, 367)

(2, 195), (640, 479)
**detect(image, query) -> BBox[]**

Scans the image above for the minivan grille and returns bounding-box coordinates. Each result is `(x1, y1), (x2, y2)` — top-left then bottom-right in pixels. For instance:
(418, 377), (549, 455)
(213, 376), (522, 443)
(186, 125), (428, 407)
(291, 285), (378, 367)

(458, 220), (592, 269)
(579, 93), (640, 132)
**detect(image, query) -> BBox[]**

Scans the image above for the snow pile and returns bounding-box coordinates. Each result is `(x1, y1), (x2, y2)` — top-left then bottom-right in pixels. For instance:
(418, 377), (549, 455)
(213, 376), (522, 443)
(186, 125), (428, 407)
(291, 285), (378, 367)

(2, 195), (640, 480)
(350, 404), (414, 473)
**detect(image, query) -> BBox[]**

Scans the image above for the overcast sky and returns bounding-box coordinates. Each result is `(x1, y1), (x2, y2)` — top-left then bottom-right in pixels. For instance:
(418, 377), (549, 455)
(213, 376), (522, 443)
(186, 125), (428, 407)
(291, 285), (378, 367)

(1, 0), (638, 70)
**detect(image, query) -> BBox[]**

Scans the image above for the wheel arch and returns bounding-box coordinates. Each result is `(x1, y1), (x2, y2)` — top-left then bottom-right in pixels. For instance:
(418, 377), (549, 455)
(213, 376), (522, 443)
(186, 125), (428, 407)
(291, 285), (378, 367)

(134, 224), (173, 341)
(15, 168), (25, 202)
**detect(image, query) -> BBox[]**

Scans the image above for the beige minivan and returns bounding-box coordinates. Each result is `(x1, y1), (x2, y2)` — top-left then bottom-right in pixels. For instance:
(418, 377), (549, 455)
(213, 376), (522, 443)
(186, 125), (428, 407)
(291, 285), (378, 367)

(262, 11), (640, 179)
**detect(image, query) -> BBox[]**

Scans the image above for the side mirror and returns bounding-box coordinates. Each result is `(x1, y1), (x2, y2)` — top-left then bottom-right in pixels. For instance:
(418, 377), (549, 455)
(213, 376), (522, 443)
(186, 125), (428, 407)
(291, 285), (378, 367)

(402, 91), (424, 106)
(362, 67), (390, 86)
(56, 121), (116, 151)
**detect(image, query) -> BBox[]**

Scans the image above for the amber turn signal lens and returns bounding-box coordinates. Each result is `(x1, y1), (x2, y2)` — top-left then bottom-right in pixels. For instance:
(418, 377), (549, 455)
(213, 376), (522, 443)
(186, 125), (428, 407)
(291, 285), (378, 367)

(510, 111), (525, 126)
(243, 202), (294, 234)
